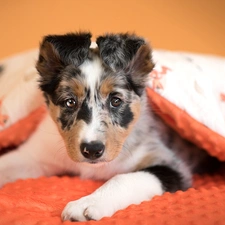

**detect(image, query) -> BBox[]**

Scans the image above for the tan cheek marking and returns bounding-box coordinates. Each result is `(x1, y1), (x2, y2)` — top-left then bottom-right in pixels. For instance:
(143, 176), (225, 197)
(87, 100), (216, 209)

(47, 96), (85, 162)
(48, 100), (82, 162)
(105, 101), (141, 161)
(105, 125), (134, 161)
(100, 77), (114, 98)
(60, 120), (85, 162)
(104, 124), (121, 160)
(130, 100), (141, 121)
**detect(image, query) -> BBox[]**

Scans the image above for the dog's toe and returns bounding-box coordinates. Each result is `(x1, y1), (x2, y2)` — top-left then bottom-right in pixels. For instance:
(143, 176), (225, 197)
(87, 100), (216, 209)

(61, 195), (113, 222)
(61, 199), (90, 222)
(83, 205), (106, 221)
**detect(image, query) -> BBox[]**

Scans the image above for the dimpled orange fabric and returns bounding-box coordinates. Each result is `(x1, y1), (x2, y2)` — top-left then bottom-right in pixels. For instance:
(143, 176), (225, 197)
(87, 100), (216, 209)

(0, 106), (46, 149)
(146, 88), (225, 161)
(0, 88), (225, 224)
(0, 174), (225, 225)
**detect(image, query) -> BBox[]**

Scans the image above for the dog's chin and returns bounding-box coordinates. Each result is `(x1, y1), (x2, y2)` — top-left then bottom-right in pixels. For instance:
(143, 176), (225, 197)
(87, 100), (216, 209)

(79, 161), (108, 168)
(67, 155), (111, 167)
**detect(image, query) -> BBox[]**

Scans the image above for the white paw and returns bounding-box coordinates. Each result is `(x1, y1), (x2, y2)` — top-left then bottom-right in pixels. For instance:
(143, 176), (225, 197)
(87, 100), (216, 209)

(61, 195), (113, 222)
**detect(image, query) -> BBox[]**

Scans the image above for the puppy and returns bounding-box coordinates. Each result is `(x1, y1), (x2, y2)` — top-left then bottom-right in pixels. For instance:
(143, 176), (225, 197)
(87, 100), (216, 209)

(0, 32), (217, 221)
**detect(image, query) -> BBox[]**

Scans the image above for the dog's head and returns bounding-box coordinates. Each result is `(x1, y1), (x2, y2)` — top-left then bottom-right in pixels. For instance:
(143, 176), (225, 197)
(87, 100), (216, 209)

(36, 32), (154, 164)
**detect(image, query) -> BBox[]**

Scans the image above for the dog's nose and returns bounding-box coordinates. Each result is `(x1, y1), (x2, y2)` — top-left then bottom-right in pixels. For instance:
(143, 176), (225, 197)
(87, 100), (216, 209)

(80, 141), (105, 160)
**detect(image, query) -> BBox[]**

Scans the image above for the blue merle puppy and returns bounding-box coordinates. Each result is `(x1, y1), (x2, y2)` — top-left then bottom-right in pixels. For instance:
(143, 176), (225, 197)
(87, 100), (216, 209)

(0, 32), (218, 222)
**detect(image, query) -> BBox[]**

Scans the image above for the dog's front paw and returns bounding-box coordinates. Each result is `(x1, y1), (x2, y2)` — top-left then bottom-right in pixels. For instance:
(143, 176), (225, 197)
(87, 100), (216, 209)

(61, 195), (112, 222)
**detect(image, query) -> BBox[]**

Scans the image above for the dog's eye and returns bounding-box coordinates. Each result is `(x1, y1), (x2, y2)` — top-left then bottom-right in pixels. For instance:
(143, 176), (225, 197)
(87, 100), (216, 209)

(65, 98), (77, 109)
(110, 97), (122, 108)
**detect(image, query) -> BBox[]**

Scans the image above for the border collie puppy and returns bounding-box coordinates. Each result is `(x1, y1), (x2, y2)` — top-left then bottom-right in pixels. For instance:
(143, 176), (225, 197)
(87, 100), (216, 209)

(0, 32), (216, 222)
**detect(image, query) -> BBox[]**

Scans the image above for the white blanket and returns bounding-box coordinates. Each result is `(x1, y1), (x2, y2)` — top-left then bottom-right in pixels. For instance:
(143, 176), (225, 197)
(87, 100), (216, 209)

(148, 50), (225, 137)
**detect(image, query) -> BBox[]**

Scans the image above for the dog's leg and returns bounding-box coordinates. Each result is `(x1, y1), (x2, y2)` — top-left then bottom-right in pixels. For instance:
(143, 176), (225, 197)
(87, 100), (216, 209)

(62, 166), (185, 222)
(0, 114), (66, 187)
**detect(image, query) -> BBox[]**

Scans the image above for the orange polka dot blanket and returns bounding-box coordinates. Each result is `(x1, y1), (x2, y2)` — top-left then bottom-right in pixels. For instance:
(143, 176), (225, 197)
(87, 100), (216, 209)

(0, 50), (225, 225)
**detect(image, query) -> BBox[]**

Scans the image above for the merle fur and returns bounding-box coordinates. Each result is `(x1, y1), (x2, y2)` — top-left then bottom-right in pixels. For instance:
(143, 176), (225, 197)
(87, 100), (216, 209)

(58, 108), (77, 130)
(97, 33), (154, 96)
(96, 33), (145, 71)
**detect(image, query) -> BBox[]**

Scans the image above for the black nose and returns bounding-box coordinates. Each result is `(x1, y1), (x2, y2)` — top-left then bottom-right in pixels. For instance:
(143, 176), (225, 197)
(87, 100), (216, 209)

(80, 141), (105, 160)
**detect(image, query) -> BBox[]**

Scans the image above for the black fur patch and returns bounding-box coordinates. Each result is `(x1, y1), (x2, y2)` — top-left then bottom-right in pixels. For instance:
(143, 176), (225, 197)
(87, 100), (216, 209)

(143, 165), (184, 192)
(96, 33), (145, 71)
(77, 100), (92, 124)
(44, 32), (91, 67)
(110, 103), (134, 128)
(85, 88), (91, 101)
(58, 108), (76, 130)
(39, 75), (62, 97)
(120, 104), (134, 128)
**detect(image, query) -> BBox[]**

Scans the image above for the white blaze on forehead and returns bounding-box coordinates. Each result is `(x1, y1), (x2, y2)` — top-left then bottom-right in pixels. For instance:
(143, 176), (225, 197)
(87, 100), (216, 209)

(78, 57), (104, 143)
(79, 57), (103, 96)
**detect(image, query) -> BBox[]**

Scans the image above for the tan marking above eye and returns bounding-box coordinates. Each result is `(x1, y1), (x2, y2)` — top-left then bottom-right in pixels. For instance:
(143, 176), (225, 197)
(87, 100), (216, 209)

(60, 78), (86, 99)
(71, 79), (86, 98)
(100, 76), (115, 98)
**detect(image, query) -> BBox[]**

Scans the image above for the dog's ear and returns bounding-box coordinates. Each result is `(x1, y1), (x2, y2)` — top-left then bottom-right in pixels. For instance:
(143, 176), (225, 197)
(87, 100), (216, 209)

(36, 32), (91, 94)
(126, 43), (154, 96)
(36, 32), (92, 75)
(96, 33), (145, 71)
(96, 33), (154, 95)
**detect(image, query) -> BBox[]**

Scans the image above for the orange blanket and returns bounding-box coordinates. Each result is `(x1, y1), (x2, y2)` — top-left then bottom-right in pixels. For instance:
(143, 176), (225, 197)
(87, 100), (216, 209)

(0, 173), (225, 225)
